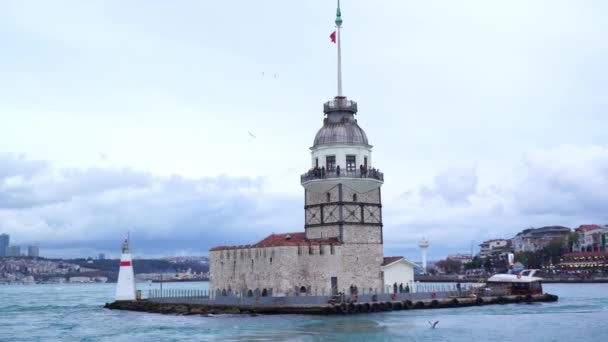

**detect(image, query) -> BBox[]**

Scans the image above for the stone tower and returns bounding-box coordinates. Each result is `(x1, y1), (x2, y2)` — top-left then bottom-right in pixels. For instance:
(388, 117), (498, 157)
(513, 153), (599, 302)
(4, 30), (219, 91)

(298, 5), (385, 295)
(300, 1), (384, 245)
(300, 98), (384, 244)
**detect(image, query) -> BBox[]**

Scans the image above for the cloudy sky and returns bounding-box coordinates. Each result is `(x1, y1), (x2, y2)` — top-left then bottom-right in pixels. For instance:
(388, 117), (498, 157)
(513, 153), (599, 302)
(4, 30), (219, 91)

(1, 0), (607, 260)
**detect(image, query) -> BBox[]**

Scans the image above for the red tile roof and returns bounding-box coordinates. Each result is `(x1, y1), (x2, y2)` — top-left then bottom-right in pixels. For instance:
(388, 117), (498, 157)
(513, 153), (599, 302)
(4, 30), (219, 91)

(210, 232), (341, 251)
(576, 224), (602, 232)
(382, 256), (403, 266)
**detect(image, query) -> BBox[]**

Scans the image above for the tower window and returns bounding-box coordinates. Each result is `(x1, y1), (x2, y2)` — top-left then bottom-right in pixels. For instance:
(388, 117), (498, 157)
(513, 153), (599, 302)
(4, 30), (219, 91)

(326, 193), (331, 202)
(364, 156), (368, 168)
(326, 156), (336, 171)
(353, 194), (357, 202)
(346, 155), (356, 172)
(330, 244), (335, 255)
(315, 158), (319, 168)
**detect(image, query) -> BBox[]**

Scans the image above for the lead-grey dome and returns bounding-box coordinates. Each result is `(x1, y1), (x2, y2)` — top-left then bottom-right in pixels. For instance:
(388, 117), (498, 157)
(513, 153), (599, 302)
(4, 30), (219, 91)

(313, 121), (369, 146)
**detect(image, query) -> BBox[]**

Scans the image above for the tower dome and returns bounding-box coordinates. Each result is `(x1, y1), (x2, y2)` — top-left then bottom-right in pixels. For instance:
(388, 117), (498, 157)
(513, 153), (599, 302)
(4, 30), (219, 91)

(313, 120), (369, 147)
(312, 97), (370, 148)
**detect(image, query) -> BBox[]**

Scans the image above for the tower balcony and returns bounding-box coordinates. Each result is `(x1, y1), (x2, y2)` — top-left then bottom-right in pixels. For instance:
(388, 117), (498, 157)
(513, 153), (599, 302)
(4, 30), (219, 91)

(324, 98), (357, 114)
(301, 168), (384, 193)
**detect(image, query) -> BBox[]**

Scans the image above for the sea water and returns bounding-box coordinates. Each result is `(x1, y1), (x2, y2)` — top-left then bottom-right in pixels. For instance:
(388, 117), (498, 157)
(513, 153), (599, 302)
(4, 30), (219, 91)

(1, 282), (607, 341)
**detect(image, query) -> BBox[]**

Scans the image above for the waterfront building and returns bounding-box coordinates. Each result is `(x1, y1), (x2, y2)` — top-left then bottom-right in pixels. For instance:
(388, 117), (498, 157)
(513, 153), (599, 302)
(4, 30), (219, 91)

(478, 239), (511, 257)
(6, 245), (21, 257)
(575, 225), (607, 252)
(512, 226), (571, 253)
(209, 3), (413, 296)
(447, 253), (473, 264)
(28, 246), (40, 258)
(0, 234), (8, 257)
(557, 251), (608, 271)
(98, 253), (106, 260)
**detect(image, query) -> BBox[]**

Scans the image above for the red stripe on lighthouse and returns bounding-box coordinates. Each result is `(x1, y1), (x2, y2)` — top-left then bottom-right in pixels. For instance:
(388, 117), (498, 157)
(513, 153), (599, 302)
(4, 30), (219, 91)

(120, 261), (131, 267)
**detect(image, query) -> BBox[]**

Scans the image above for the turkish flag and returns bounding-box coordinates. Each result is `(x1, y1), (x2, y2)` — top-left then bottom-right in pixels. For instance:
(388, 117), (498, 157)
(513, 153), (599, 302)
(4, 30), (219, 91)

(330, 31), (336, 43)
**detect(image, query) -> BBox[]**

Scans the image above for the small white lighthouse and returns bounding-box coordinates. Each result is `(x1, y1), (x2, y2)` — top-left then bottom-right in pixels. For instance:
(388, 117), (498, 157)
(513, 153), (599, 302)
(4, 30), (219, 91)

(115, 236), (136, 301)
(418, 237), (430, 274)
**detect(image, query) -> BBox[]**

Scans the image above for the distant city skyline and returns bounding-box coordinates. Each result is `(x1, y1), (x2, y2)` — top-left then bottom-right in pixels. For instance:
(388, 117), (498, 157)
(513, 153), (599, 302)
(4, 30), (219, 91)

(1, 1), (608, 261)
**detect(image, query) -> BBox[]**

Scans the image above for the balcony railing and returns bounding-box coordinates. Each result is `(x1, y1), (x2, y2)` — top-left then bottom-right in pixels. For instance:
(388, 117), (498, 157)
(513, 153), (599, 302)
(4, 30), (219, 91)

(323, 98), (357, 113)
(301, 168), (384, 183)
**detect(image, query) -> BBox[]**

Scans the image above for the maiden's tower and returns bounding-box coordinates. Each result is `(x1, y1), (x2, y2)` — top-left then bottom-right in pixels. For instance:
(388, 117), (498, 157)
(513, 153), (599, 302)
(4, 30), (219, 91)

(209, 2), (389, 296)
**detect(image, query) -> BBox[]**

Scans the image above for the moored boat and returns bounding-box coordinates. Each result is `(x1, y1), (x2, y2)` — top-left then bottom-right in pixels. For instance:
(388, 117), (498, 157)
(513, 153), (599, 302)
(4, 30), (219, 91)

(484, 269), (544, 296)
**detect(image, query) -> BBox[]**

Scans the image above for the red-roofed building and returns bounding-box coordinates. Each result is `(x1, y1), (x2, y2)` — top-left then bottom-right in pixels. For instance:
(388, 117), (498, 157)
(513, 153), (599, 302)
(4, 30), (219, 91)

(574, 225), (608, 252)
(557, 251), (608, 270)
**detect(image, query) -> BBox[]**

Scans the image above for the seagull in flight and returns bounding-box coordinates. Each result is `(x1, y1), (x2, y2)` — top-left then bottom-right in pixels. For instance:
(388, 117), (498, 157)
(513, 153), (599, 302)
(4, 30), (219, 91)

(428, 320), (439, 329)
(248, 131), (257, 139)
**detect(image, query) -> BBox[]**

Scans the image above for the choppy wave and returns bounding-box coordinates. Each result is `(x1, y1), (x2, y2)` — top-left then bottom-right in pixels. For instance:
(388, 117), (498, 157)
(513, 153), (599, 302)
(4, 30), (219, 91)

(0, 282), (607, 341)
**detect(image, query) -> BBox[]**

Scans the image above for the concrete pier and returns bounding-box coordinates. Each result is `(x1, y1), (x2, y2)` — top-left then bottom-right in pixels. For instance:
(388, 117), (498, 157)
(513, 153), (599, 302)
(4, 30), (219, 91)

(105, 293), (558, 315)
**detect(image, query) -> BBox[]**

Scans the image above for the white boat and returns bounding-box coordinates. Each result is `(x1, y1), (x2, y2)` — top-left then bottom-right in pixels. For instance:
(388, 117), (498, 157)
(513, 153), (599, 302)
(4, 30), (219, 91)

(485, 269), (544, 296)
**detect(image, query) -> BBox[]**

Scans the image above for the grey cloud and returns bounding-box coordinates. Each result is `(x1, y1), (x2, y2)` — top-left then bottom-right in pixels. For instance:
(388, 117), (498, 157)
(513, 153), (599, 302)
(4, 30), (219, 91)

(418, 166), (478, 205)
(0, 155), (301, 257)
(385, 146), (608, 261)
(0, 153), (48, 180)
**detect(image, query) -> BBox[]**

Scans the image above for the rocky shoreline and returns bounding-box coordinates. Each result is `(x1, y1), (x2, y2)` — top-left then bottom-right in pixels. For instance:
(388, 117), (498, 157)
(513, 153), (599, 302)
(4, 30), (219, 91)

(105, 293), (558, 315)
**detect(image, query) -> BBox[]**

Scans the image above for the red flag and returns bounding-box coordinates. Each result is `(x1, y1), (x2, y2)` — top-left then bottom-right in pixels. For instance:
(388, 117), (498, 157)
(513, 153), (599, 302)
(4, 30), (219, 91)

(330, 31), (336, 43)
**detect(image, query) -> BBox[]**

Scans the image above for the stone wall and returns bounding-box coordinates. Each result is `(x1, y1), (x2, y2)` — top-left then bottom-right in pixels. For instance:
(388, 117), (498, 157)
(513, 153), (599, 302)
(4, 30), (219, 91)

(210, 242), (383, 295)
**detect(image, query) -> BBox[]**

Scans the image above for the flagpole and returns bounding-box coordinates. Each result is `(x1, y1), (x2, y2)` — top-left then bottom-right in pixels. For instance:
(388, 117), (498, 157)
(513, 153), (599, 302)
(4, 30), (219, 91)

(336, 0), (343, 97)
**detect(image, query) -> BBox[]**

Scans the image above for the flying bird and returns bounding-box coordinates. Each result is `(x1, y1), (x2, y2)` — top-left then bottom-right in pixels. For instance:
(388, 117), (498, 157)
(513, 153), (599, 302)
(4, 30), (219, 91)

(428, 320), (439, 329)
(248, 131), (257, 138)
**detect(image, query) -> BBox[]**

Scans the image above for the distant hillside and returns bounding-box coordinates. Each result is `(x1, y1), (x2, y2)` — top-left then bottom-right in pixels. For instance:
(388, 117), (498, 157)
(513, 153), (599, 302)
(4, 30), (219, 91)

(67, 258), (209, 274)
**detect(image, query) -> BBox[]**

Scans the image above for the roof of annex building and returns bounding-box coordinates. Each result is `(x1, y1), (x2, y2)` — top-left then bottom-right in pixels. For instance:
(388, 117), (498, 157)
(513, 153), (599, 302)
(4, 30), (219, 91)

(575, 224), (604, 232)
(210, 232), (341, 251)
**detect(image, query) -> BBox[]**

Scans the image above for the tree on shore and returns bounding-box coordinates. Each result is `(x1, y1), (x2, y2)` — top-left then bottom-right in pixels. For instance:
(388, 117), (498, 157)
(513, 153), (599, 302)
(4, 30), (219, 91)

(434, 259), (462, 274)
(464, 256), (483, 270)
(567, 232), (580, 252)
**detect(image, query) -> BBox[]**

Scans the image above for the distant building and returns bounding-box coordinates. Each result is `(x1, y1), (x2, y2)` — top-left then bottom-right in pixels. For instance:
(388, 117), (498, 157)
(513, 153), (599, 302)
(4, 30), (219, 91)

(575, 225), (608, 252)
(557, 251), (608, 270)
(447, 253), (473, 264)
(98, 253), (106, 260)
(479, 239), (511, 257)
(0, 234), (9, 257)
(6, 245), (21, 257)
(28, 246), (40, 258)
(512, 226), (571, 253)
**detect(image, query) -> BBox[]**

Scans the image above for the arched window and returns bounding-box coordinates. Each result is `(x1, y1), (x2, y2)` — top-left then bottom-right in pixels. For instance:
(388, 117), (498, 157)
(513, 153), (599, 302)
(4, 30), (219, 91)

(247, 289), (253, 297)
(221, 289), (227, 296)
(353, 194), (357, 202)
(262, 288), (268, 297)
(300, 286), (307, 294)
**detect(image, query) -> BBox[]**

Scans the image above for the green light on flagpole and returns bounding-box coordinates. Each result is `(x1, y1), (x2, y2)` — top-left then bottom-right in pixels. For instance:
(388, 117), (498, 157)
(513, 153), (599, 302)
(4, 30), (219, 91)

(335, 0), (343, 26)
